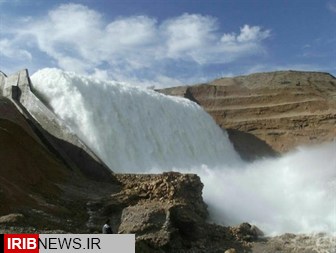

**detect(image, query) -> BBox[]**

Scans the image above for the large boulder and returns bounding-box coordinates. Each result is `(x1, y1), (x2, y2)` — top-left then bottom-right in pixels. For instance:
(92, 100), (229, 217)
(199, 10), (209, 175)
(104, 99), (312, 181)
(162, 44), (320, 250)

(87, 172), (252, 252)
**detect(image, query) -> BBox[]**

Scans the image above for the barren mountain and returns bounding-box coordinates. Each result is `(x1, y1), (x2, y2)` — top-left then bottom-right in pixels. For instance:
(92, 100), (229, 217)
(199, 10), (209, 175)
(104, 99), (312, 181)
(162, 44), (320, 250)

(159, 71), (336, 160)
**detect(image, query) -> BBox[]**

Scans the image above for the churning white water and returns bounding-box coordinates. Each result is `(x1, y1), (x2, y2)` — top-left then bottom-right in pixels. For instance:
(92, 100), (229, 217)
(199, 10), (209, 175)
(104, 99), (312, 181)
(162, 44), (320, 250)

(31, 68), (336, 235)
(198, 142), (336, 235)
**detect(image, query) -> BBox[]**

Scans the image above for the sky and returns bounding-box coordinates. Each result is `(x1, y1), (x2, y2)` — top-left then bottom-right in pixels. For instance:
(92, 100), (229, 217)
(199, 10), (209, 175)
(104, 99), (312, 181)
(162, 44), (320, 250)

(0, 0), (335, 87)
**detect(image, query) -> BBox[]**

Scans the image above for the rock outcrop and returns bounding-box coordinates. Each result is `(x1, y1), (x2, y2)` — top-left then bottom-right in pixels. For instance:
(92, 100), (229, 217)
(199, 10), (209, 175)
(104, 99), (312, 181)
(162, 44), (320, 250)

(251, 233), (335, 253)
(87, 172), (255, 252)
(159, 71), (336, 160)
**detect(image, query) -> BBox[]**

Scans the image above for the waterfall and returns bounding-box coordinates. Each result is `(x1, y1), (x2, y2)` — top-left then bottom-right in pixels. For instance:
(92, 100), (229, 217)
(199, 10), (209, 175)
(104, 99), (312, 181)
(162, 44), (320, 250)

(31, 68), (336, 235)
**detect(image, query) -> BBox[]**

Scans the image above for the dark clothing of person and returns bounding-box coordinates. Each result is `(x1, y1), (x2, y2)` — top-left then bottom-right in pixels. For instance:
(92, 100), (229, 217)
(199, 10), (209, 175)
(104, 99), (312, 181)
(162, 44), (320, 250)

(102, 223), (113, 234)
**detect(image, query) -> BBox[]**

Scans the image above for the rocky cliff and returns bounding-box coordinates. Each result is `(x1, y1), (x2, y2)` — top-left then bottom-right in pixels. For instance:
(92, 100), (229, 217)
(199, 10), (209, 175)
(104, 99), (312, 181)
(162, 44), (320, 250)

(159, 71), (336, 160)
(87, 172), (260, 252)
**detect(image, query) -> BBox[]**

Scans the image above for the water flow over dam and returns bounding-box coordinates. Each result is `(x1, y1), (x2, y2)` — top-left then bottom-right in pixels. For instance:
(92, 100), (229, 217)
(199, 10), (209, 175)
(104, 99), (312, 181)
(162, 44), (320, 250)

(31, 68), (336, 235)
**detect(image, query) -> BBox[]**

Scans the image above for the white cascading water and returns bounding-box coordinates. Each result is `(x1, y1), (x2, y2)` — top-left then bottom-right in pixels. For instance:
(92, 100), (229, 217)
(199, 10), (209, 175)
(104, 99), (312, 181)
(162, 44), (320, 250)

(31, 68), (336, 235)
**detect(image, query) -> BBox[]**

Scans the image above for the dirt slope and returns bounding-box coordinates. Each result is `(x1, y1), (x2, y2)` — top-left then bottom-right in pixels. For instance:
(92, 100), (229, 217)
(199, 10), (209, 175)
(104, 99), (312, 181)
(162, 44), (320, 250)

(0, 97), (67, 213)
(0, 97), (119, 231)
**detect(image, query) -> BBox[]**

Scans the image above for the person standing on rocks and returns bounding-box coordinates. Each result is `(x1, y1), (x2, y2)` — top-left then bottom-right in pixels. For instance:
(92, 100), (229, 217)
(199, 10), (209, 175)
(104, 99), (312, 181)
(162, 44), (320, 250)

(102, 218), (113, 234)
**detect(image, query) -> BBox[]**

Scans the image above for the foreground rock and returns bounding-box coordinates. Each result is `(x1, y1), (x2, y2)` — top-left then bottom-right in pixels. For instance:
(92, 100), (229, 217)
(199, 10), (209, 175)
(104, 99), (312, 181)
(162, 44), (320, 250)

(159, 71), (336, 160)
(87, 172), (255, 252)
(251, 233), (336, 253)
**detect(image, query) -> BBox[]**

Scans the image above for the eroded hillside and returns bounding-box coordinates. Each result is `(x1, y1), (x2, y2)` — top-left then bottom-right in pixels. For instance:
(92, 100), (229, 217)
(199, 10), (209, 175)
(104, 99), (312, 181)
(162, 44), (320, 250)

(159, 71), (336, 159)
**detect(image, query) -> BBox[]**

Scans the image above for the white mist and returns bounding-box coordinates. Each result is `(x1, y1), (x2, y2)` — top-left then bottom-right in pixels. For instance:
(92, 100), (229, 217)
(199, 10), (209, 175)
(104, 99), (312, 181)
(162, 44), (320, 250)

(195, 142), (336, 235)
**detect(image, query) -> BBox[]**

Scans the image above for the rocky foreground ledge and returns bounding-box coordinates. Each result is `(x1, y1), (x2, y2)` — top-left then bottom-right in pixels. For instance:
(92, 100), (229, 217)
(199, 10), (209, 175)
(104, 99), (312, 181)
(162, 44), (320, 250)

(2, 171), (334, 252)
(0, 172), (262, 252)
(88, 172), (263, 252)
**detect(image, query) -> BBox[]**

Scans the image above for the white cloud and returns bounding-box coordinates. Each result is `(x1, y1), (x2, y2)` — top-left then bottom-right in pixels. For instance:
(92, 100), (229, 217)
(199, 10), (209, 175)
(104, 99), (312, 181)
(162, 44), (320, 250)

(221, 33), (236, 43)
(161, 14), (217, 60)
(237, 25), (270, 42)
(6, 3), (271, 87)
(220, 25), (270, 44)
(0, 39), (32, 60)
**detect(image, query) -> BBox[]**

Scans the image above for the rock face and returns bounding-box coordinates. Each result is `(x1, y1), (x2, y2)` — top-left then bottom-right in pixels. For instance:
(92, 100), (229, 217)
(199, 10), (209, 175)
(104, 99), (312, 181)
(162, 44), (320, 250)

(251, 233), (335, 253)
(87, 172), (254, 252)
(0, 97), (66, 214)
(159, 71), (336, 159)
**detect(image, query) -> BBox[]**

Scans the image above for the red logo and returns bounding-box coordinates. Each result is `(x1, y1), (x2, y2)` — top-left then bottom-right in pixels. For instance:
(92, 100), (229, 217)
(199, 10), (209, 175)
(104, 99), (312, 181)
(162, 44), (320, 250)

(4, 235), (39, 253)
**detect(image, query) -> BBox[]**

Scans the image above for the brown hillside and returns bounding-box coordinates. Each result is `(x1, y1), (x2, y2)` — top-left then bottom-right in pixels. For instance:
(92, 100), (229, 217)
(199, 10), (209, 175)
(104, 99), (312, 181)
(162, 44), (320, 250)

(159, 71), (336, 159)
(0, 97), (67, 214)
(0, 97), (118, 231)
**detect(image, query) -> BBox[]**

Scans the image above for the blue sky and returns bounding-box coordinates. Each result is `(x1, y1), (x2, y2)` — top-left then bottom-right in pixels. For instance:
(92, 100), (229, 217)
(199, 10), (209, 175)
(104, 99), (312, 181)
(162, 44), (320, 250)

(0, 0), (335, 87)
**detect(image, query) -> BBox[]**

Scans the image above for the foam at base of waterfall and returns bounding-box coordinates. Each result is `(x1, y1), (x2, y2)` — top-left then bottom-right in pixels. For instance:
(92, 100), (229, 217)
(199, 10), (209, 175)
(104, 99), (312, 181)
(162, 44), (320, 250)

(193, 142), (336, 235)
